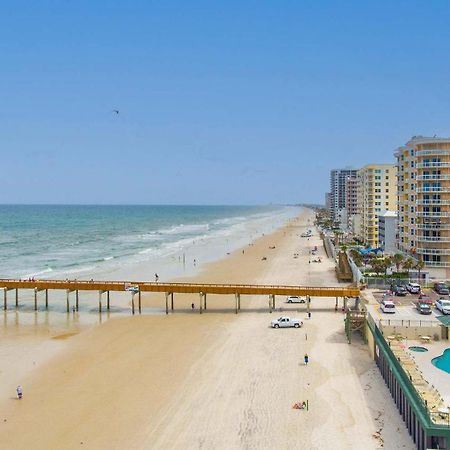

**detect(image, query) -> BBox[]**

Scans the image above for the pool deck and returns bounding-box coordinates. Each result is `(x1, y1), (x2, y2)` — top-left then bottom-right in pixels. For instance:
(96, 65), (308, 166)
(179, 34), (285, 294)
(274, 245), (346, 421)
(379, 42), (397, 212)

(407, 341), (450, 406)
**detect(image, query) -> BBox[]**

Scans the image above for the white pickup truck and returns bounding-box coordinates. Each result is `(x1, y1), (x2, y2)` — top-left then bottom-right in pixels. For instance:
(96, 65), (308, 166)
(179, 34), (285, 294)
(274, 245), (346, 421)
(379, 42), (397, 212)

(271, 317), (303, 329)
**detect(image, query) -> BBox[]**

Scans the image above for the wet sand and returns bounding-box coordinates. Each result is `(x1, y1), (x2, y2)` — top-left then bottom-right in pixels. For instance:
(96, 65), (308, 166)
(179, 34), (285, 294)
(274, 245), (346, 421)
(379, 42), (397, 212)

(0, 209), (414, 449)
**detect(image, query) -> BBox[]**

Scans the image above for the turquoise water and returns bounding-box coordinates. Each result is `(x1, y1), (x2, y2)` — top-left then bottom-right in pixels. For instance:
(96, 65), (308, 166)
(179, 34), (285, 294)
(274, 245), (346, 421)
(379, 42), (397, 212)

(432, 348), (450, 374)
(0, 205), (298, 279)
(409, 346), (428, 353)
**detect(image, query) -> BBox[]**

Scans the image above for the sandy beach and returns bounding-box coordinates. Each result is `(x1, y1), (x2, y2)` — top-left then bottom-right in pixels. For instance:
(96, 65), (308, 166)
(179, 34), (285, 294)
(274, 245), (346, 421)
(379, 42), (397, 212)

(0, 209), (414, 449)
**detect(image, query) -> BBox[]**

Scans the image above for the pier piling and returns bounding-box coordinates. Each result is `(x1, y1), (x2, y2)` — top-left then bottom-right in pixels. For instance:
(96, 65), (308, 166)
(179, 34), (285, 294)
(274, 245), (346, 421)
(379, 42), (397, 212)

(15, 288), (18, 308)
(66, 289), (70, 313)
(45, 289), (48, 309)
(75, 290), (79, 311)
(3, 288), (7, 310)
(165, 292), (169, 315)
(131, 292), (135, 315)
(106, 291), (110, 310)
(98, 290), (102, 314)
(199, 292), (203, 314)
(138, 291), (141, 314)
(170, 292), (174, 311)
(34, 288), (38, 311)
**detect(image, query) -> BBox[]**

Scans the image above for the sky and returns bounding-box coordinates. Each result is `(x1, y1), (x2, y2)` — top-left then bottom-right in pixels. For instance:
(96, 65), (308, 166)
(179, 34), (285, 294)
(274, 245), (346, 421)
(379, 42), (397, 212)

(2, 0), (450, 205)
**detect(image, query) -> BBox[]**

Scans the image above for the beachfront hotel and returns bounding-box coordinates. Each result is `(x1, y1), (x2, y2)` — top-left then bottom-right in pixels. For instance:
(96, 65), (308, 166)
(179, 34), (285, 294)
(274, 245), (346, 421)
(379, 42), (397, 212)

(396, 136), (450, 277)
(329, 168), (358, 221)
(356, 164), (397, 247)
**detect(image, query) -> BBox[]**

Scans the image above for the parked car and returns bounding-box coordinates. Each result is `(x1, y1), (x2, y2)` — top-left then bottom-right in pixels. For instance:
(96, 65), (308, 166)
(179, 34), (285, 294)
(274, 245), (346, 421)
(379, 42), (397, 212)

(435, 298), (450, 315)
(406, 282), (421, 294)
(417, 293), (433, 305)
(286, 296), (306, 304)
(390, 284), (407, 296)
(381, 300), (396, 314)
(416, 303), (432, 315)
(433, 282), (450, 296)
(271, 317), (303, 328)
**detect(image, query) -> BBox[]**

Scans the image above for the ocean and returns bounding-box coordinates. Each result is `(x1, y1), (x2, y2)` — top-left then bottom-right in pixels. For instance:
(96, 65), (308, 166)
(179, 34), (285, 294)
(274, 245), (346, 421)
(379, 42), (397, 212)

(0, 205), (300, 281)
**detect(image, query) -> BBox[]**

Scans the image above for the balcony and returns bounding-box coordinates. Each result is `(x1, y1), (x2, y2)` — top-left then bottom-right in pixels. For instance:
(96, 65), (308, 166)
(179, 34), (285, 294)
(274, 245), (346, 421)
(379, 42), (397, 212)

(416, 162), (450, 168)
(416, 187), (450, 193)
(422, 260), (450, 267)
(416, 248), (450, 255)
(416, 174), (450, 181)
(416, 211), (450, 217)
(416, 149), (450, 156)
(416, 199), (450, 206)
(416, 223), (450, 230)
(416, 236), (450, 243)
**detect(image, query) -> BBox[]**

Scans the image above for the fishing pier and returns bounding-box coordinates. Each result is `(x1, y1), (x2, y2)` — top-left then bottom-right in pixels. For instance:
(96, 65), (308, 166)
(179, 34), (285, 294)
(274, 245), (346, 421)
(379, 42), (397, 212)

(0, 279), (360, 315)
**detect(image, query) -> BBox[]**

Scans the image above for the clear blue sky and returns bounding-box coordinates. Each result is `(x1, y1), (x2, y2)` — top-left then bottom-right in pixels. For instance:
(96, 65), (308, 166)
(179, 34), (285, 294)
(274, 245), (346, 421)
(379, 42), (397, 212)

(2, 0), (450, 205)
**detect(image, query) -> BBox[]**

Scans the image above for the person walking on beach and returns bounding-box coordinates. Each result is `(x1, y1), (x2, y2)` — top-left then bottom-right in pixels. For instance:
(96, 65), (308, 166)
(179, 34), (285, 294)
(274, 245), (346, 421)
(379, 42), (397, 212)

(191, 302), (195, 310)
(304, 353), (309, 366)
(16, 385), (23, 399)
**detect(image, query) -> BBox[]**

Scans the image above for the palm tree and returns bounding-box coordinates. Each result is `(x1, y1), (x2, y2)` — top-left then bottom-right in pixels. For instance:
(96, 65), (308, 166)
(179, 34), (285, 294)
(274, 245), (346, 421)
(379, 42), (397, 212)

(415, 259), (425, 282)
(403, 258), (415, 277)
(371, 259), (385, 276)
(392, 253), (404, 273)
(382, 256), (392, 277)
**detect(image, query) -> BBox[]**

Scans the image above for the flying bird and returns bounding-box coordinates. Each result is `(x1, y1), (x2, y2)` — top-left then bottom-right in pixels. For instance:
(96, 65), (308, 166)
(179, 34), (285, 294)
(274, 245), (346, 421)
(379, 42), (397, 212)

(112, 109), (119, 115)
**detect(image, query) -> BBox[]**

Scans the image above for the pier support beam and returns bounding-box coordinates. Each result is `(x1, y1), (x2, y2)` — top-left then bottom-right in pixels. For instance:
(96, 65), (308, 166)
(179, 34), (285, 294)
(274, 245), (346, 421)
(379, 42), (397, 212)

(131, 292), (135, 315)
(3, 288), (7, 310)
(170, 292), (174, 311)
(75, 290), (79, 311)
(235, 293), (238, 314)
(307, 296), (311, 314)
(343, 296), (348, 312)
(335, 296), (338, 311)
(138, 291), (141, 314)
(269, 295), (272, 313)
(45, 289), (48, 309)
(204, 293), (207, 310)
(199, 292), (203, 314)
(34, 288), (38, 311)
(165, 292), (169, 315)
(107, 291), (110, 310)
(15, 289), (18, 308)
(98, 290), (103, 314)
(66, 289), (70, 313)
(272, 294), (276, 310)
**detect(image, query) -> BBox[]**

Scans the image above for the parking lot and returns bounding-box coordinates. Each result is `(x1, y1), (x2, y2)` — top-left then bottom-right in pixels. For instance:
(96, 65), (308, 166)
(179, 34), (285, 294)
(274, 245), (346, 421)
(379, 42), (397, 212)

(371, 286), (446, 323)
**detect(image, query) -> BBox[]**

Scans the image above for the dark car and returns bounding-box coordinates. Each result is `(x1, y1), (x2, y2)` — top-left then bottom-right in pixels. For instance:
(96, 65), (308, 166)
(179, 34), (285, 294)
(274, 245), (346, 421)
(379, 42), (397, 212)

(433, 283), (450, 296)
(417, 293), (433, 305)
(390, 284), (407, 296)
(416, 303), (432, 315)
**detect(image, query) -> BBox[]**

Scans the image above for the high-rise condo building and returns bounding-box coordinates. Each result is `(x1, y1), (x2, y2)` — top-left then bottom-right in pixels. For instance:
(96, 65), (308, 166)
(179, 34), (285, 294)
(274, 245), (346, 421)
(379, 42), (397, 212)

(329, 169), (357, 220)
(357, 164), (397, 247)
(396, 136), (450, 276)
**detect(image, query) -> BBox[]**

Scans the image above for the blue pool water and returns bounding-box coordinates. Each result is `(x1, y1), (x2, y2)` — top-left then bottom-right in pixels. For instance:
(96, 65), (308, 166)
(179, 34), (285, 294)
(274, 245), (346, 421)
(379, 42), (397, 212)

(409, 346), (428, 353)
(432, 348), (450, 374)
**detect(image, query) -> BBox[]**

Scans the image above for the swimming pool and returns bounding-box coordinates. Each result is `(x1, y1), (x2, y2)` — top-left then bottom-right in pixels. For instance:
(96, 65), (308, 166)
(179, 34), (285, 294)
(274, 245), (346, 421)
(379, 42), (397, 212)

(432, 348), (450, 374)
(409, 346), (428, 353)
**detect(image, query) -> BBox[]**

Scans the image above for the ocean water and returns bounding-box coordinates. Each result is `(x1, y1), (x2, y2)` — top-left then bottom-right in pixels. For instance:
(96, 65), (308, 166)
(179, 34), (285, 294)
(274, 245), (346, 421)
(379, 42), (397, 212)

(0, 205), (300, 281)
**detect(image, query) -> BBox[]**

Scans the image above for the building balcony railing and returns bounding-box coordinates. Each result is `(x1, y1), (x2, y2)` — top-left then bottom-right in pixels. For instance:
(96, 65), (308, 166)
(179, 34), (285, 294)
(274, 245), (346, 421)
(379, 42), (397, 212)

(416, 149), (450, 156)
(416, 211), (450, 217)
(416, 247), (450, 255)
(416, 162), (450, 168)
(416, 187), (450, 193)
(416, 236), (450, 243)
(422, 260), (450, 267)
(416, 223), (450, 230)
(416, 199), (450, 205)
(416, 174), (450, 181)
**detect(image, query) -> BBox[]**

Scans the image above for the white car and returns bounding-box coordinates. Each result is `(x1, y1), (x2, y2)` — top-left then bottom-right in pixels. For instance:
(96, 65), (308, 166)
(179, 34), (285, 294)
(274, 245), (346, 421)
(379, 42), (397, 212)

(406, 282), (421, 294)
(271, 317), (303, 328)
(435, 298), (450, 315)
(381, 300), (396, 314)
(286, 296), (306, 304)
